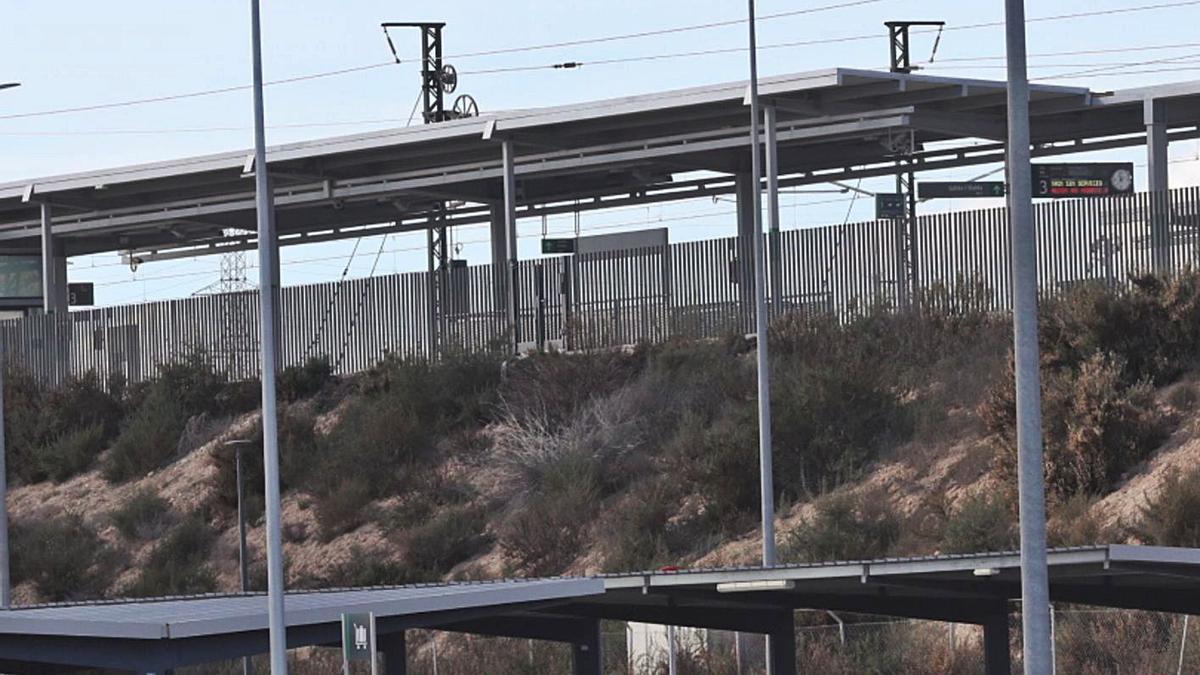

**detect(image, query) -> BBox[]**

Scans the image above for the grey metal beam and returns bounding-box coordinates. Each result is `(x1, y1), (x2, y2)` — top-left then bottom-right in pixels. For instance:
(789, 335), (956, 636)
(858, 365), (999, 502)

(1146, 98), (1171, 272)
(502, 139), (519, 353)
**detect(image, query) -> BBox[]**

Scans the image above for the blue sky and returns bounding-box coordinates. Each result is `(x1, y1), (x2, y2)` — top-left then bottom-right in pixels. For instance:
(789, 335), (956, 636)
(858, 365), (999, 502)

(3, 0), (1200, 306)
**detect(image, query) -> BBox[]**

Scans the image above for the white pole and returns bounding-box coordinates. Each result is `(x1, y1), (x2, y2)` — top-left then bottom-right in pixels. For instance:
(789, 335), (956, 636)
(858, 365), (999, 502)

(746, 3), (778, 672)
(249, 1), (287, 672)
(1178, 615), (1190, 675)
(1004, 2), (1053, 673)
(667, 625), (678, 675)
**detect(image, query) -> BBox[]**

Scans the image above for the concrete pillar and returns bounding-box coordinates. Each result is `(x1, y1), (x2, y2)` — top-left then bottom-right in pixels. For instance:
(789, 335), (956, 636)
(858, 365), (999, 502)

(502, 140), (520, 353)
(983, 612), (1012, 675)
(380, 631), (407, 675)
(734, 173), (757, 331)
(39, 204), (67, 315)
(1146, 98), (1171, 273)
(571, 619), (602, 675)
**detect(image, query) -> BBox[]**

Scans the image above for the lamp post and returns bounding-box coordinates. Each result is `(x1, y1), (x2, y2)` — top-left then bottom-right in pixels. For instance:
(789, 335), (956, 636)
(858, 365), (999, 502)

(1004, 1), (1052, 673)
(224, 439), (254, 675)
(247, 0), (288, 672)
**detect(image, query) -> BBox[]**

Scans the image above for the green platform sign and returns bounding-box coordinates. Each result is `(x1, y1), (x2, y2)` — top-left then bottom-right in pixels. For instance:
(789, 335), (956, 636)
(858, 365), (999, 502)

(919, 182), (1006, 199)
(541, 238), (577, 254)
(875, 193), (906, 220)
(341, 612), (377, 674)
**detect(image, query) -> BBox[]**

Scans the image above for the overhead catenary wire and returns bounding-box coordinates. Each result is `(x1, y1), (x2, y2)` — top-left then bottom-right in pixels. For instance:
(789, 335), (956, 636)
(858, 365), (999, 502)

(7, 0), (1199, 122)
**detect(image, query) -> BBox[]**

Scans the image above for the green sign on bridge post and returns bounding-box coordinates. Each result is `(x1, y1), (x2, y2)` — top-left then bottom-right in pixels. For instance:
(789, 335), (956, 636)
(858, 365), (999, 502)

(341, 612), (377, 675)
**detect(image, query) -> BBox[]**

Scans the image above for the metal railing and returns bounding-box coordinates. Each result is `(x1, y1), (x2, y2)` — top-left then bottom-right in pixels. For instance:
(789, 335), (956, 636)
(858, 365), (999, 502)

(3, 187), (1198, 385)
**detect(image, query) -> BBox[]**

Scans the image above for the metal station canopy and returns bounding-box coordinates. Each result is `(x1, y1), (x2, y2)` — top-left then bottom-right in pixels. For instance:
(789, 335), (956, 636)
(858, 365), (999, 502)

(1, 68), (1199, 260)
(0, 546), (1195, 673)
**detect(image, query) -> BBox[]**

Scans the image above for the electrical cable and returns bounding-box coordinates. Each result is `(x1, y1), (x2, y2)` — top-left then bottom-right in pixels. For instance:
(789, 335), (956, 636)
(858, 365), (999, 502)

(0, 62), (396, 121)
(446, 0), (889, 59)
(6, 1), (1198, 123)
(331, 232), (390, 370)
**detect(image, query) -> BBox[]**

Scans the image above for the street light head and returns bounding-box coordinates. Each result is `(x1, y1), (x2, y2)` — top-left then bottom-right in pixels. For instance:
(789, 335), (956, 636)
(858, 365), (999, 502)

(0, 83), (20, 92)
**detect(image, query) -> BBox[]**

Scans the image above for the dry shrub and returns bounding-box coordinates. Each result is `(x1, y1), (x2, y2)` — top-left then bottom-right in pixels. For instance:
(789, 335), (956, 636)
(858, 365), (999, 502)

(207, 408), (319, 522)
(782, 492), (900, 563)
(664, 405), (759, 535)
(1055, 610), (1180, 675)
(1136, 467), (1200, 547)
(500, 348), (642, 429)
(982, 352), (1169, 501)
(798, 619), (983, 675)
(597, 480), (678, 573)
(111, 488), (174, 541)
(1046, 492), (1112, 547)
(11, 513), (116, 602)
(939, 491), (1016, 554)
(129, 514), (217, 597)
(1041, 272), (1200, 385)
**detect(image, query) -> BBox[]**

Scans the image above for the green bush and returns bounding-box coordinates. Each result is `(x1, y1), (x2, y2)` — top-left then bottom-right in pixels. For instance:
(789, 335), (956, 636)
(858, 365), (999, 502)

(37, 422), (107, 482)
(208, 409), (319, 520)
(102, 388), (188, 483)
(102, 353), (261, 484)
(773, 353), (909, 498)
(664, 405), (759, 534)
(111, 489), (174, 541)
(401, 504), (491, 580)
(278, 355), (334, 403)
(1040, 272), (1200, 385)
(983, 352), (1169, 500)
(939, 491), (1016, 554)
(1136, 468), (1200, 547)
(598, 480), (679, 573)
(319, 546), (411, 588)
(11, 514), (114, 602)
(782, 492), (900, 563)
(130, 515), (216, 597)
(4, 370), (125, 485)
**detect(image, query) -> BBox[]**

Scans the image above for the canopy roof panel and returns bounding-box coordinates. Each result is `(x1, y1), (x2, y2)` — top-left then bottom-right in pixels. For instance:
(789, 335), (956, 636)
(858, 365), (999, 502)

(1, 68), (1197, 257)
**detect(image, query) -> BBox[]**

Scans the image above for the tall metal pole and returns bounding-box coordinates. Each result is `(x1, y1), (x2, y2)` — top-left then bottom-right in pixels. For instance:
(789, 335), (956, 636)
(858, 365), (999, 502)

(747, 3), (778, 673)
(1004, 1), (1052, 673)
(0, 362), (10, 610)
(249, 1), (288, 672)
(745, 0), (776, 571)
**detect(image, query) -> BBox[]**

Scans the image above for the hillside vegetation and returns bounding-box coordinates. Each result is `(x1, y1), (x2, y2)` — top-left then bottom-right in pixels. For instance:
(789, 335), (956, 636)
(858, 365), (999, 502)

(6, 272), (1200, 673)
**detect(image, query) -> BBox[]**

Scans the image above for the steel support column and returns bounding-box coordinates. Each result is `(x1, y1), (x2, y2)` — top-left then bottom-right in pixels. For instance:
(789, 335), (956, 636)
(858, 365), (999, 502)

(734, 173), (757, 330)
(764, 105), (783, 315)
(489, 204), (509, 312)
(1146, 98), (1171, 273)
(39, 204), (66, 315)
(571, 619), (602, 675)
(502, 140), (520, 354)
(983, 612), (1012, 675)
(380, 632), (407, 675)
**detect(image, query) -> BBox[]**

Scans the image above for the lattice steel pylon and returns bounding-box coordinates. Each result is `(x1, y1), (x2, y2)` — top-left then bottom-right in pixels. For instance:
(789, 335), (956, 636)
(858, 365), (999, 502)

(382, 21), (478, 356)
(190, 233), (256, 377)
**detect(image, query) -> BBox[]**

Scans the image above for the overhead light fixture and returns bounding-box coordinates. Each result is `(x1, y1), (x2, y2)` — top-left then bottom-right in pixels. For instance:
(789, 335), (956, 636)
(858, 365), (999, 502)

(716, 579), (796, 593)
(973, 568), (1001, 577)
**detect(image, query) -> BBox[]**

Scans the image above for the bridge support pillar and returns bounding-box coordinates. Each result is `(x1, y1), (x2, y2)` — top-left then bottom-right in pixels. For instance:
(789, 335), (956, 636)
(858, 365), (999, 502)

(571, 619), (602, 675)
(983, 611), (1012, 675)
(39, 204), (67, 315)
(381, 631), (407, 675)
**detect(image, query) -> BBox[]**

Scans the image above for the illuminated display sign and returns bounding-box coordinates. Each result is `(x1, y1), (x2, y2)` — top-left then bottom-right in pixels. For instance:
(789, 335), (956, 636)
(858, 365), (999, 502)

(1032, 163), (1135, 198)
